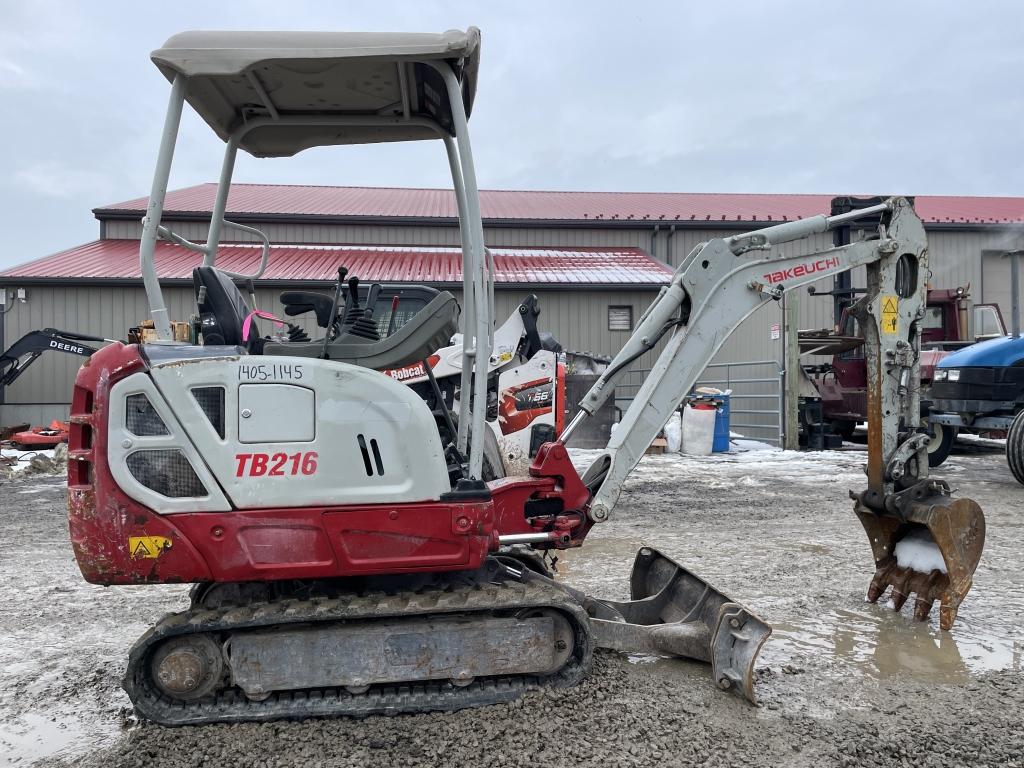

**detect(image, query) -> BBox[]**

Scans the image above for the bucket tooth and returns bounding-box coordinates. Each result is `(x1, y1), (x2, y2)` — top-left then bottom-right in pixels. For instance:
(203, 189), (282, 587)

(576, 546), (771, 704)
(853, 484), (985, 631)
(890, 585), (909, 612)
(866, 561), (896, 603)
(913, 595), (935, 622)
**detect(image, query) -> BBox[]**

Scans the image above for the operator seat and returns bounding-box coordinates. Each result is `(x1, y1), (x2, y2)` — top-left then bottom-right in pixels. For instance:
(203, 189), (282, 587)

(193, 266), (258, 349)
(194, 265), (461, 370)
(263, 291), (460, 370)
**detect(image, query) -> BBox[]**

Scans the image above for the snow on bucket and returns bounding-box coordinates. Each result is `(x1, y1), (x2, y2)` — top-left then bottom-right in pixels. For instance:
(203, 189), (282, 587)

(682, 403), (716, 455)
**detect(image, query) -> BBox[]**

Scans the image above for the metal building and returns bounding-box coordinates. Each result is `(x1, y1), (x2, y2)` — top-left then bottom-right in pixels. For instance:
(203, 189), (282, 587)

(2, 184), (1023, 432)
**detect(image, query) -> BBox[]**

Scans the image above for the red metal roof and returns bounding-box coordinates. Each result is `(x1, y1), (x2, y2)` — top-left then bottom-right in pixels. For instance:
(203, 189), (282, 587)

(0, 240), (673, 285)
(96, 183), (1024, 225)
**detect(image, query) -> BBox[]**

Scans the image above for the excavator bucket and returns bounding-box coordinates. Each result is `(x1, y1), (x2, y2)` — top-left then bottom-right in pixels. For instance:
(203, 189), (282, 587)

(576, 547), (771, 704)
(853, 487), (986, 631)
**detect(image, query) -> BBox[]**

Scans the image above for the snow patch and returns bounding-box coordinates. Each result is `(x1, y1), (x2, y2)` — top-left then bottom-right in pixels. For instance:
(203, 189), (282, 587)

(567, 432), (865, 489)
(894, 530), (947, 574)
(1, 447), (58, 475)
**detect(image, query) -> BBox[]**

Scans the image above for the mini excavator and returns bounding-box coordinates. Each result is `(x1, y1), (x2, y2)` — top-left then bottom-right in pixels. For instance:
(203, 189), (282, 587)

(66, 29), (985, 725)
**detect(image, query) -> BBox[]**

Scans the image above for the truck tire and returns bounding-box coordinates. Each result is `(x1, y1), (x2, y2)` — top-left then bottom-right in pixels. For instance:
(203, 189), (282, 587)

(926, 423), (958, 468)
(1008, 410), (1024, 486)
(828, 420), (856, 441)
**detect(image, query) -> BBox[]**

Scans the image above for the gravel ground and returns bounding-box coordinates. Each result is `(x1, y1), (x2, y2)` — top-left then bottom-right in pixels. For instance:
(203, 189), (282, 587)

(1, 442), (1022, 768)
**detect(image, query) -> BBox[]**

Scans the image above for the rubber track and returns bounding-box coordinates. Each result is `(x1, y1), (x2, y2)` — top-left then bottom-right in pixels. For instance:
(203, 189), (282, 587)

(1008, 409), (1024, 485)
(124, 572), (593, 726)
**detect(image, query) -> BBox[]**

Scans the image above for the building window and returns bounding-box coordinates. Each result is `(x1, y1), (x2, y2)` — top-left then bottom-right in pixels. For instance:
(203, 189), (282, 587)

(608, 306), (633, 331)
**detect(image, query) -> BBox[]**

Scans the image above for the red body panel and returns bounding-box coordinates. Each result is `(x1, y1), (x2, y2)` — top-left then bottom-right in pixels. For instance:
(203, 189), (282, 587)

(169, 502), (495, 581)
(920, 348), (948, 383)
(12, 426), (69, 447)
(497, 376), (554, 435)
(67, 343), (594, 587)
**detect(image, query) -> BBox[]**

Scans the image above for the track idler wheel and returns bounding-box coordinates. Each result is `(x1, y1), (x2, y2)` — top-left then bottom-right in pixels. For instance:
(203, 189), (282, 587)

(149, 634), (224, 701)
(853, 482), (985, 630)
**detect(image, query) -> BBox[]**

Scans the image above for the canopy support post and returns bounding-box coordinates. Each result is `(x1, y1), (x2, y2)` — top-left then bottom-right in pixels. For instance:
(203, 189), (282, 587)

(444, 136), (475, 457)
(140, 73), (186, 342)
(437, 64), (490, 480)
(204, 136), (239, 266)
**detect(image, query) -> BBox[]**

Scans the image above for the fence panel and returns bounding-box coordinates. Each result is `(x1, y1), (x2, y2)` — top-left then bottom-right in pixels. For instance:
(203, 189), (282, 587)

(612, 360), (784, 446)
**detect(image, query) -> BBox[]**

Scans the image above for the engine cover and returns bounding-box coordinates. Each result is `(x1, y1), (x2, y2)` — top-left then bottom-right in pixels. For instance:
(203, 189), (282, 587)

(66, 343), (499, 586)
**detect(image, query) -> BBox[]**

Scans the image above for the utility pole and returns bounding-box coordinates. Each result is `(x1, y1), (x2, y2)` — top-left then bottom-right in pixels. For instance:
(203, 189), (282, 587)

(1008, 249), (1021, 339)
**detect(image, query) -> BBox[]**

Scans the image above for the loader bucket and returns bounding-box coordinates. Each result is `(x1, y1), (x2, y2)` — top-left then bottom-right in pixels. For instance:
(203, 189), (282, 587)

(853, 489), (985, 631)
(580, 547), (771, 704)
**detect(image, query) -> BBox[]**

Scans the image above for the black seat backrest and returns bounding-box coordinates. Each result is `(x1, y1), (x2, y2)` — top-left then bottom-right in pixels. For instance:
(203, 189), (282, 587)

(193, 266), (253, 347)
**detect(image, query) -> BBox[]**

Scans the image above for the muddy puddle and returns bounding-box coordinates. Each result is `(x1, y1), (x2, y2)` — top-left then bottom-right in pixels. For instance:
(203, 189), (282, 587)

(768, 609), (1022, 683)
(557, 511), (1024, 687)
(0, 712), (114, 767)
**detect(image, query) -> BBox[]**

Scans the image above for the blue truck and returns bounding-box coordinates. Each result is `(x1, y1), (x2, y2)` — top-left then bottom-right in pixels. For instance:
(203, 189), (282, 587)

(929, 250), (1024, 484)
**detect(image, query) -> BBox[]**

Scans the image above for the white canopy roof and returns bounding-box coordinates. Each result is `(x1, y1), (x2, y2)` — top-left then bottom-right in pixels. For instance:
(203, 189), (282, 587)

(150, 29), (481, 157)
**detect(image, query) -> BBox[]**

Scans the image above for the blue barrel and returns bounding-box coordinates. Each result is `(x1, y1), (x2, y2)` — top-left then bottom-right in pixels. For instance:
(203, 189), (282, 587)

(712, 394), (731, 452)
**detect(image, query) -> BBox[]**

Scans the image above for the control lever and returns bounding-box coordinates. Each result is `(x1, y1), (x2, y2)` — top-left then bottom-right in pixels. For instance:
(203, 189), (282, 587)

(342, 276), (361, 326)
(320, 266), (348, 359)
(365, 283), (381, 315)
(347, 281), (384, 341)
(385, 295), (401, 336)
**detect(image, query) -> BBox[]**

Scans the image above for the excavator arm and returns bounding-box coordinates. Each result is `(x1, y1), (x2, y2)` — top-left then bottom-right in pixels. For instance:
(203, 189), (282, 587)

(562, 197), (984, 630)
(1, 328), (109, 388)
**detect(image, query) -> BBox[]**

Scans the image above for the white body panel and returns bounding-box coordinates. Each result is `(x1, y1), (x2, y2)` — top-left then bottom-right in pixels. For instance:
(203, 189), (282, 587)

(112, 353), (450, 513)
(109, 373), (232, 513)
(493, 352), (558, 476)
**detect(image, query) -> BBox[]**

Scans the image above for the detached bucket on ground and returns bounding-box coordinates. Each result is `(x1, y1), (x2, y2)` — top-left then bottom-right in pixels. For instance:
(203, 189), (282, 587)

(576, 547), (772, 703)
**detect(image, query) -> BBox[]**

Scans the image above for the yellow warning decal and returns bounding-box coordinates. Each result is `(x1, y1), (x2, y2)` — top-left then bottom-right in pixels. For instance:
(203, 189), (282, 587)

(129, 535), (172, 559)
(881, 295), (899, 335)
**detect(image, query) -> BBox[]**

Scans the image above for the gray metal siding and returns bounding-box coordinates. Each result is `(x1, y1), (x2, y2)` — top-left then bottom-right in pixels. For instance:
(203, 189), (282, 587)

(0, 282), (660, 424)
(1, 403), (68, 426)
(2, 284), (189, 407)
(981, 249), (1024, 324)
(102, 219), (657, 252)
(493, 289), (662, 366)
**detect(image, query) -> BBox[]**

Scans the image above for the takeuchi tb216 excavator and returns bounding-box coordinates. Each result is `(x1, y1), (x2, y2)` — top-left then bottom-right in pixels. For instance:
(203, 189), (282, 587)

(67, 29), (986, 725)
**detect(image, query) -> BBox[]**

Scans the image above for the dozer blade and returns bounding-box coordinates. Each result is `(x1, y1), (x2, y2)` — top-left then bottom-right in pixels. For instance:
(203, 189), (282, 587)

(853, 483), (986, 631)
(571, 546), (771, 704)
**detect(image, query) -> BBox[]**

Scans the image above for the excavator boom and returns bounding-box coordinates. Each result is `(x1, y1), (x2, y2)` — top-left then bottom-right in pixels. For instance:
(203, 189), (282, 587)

(564, 197), (984, 630)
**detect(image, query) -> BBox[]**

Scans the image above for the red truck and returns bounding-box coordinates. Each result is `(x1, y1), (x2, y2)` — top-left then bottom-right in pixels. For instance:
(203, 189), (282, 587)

(802, 286), (1006, 464)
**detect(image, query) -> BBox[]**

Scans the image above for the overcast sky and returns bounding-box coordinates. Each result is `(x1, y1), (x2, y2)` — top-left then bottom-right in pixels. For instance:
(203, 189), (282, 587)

(1, 0), (1022, 269)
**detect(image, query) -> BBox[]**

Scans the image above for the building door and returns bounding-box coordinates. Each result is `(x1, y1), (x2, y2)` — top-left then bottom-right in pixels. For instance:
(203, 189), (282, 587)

(981, 250), (1023, 331)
